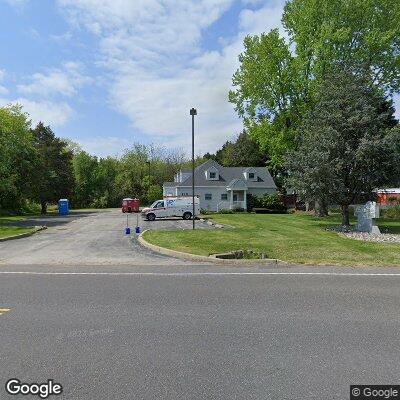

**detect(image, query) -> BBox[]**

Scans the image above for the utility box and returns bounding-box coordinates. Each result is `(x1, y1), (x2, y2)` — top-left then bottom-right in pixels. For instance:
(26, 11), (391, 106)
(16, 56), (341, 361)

(58, 199), (69, 216)
(122, 198), (140, 213)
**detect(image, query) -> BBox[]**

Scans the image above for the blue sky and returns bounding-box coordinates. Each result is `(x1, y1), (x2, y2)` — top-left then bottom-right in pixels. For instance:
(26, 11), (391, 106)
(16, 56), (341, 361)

(0, 0), (398, 157)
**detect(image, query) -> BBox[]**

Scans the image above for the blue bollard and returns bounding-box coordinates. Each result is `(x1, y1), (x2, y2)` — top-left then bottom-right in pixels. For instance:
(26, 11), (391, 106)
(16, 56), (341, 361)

(125, 227), (131, 235)
(135, 226), (141, 234)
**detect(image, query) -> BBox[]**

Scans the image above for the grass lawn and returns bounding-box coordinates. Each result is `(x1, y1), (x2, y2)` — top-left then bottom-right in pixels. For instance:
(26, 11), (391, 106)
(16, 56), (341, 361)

(0, 215), (39, 239)
(0, 225), (36, 239)
(143, 213), (400, 267)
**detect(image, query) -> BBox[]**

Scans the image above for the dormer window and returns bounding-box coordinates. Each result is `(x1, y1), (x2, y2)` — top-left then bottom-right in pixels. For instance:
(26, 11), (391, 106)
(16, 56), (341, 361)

(244, 169), (257, 181)
(205, 166), (219, 180)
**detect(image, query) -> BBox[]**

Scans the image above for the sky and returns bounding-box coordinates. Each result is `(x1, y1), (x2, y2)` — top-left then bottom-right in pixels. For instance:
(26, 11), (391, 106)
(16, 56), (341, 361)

(0, 0), (398, 158)
(0, 0), (290, 157)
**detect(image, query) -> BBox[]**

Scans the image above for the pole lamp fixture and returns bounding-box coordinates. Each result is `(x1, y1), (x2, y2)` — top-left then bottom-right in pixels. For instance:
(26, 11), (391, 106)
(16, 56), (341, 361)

(190, 108), (197, 230)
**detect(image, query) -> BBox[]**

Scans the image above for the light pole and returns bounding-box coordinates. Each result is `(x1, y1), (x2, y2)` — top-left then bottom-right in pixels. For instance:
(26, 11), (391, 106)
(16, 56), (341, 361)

(190, 107), (197, 230)
(146, 160), (151, 183)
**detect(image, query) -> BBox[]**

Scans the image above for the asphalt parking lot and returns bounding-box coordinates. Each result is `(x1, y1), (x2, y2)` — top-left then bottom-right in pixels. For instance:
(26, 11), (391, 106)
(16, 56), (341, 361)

(0, 209), (212, 267)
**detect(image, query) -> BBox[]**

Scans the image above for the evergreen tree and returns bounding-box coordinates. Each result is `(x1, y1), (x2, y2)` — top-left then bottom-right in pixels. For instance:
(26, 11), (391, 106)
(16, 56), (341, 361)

(32, 122), (75, 214)
(286, 65), (399, 225)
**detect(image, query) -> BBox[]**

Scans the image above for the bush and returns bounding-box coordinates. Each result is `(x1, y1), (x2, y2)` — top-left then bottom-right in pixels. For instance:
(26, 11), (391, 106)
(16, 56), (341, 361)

(218, 209), (234, 214)
(260, 193), (287, 211)
(90, 195), (108, 209)
(382, 205), (400, 219)
(19, 200), (41, 215)
(200, 208), (213, 215)
(387, 197), (400, 206)
(246, 193), (262, 212)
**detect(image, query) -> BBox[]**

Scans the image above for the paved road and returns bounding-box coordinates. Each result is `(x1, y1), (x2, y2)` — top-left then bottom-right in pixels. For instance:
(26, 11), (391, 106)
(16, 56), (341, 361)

(1, 211), (400, 399)
(0, 209), (211, 267)
(1, 268), (400, 399)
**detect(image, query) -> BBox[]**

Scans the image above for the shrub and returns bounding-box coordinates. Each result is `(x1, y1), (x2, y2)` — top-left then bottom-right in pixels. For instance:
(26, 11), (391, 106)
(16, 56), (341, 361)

(218, 209), (234, 214)
(260, 193), (287, 211)
(19, 200), (41, 215)
(90, 195), (108, 209)
(382, 205), (400, 219)
(200, 208), (213, 215)
(246, 193), (262, 212)
(387, 196), (400, 206)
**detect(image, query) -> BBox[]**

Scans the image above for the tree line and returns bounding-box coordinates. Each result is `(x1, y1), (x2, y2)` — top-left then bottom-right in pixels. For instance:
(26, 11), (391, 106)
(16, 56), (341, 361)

(0, 105), (191, 214)
(0, 104), (260, 215)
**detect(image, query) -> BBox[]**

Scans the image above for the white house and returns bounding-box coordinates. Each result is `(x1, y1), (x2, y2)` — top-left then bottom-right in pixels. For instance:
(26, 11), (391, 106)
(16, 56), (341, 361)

(163, 160), (277, 211)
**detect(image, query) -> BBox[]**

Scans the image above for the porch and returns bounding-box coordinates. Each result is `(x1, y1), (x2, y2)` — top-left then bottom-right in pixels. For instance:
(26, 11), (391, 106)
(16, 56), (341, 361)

(217, 189), (247, 212)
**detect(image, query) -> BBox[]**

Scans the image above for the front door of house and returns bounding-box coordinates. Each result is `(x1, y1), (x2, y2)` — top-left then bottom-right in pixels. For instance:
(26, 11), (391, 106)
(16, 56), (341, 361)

(233, 194), (238, 202)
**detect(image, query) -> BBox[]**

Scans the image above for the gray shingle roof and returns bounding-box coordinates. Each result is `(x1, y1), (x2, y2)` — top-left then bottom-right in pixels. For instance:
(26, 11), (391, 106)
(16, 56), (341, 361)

(164, 159), (276, 188)
(163, 182), (179, 187)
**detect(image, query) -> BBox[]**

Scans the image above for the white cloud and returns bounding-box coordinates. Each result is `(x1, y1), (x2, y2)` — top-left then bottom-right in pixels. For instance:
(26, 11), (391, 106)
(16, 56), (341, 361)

(0, 98), (74, 127)
(239, 1), (286, 37)
(50, 31), (73, 42)
(57, 0), (286, 154)
(17, 61), (91, 97)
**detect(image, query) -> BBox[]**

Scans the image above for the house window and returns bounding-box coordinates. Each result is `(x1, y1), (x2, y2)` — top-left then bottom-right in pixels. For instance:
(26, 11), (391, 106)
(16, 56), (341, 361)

(209, 172), (216, 179)
(205, 193), (212, 200)
(221, 193), (228, 200)
(249, 172), (255, 179)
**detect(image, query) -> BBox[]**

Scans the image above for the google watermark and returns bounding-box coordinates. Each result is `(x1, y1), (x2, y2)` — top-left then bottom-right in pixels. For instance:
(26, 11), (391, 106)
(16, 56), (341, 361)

(351, 385), (400, 399)
(5, 379), (62, 399)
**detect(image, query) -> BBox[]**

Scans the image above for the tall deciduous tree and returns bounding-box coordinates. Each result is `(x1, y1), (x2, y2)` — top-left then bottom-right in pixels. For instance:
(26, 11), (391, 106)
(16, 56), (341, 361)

(286, 66), (400, 226)
(230, 0), (400, 171)
(32, 122), (75, 214)
(0, 105), (36, 211)
(214, 131), (268, 167)
(72, 151), (99, 208)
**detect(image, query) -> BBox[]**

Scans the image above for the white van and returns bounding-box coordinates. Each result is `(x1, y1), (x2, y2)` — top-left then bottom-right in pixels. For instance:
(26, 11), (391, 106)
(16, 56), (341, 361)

(141, 196), (200, 221)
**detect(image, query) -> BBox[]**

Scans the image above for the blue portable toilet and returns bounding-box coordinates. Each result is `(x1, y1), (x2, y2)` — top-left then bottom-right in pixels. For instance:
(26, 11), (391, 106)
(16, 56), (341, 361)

(58, 199), (69, 216)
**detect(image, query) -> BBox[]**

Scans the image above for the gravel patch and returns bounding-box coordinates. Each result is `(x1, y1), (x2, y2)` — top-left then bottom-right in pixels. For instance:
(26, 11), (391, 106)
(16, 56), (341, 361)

(327, 225), (400, 243)
(339, 232), (400, 243)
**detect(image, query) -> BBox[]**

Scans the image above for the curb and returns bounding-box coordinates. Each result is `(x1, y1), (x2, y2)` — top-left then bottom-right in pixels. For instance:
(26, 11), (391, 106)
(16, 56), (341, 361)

(0, 226), (47, 242)
(137, 230), (284, 266)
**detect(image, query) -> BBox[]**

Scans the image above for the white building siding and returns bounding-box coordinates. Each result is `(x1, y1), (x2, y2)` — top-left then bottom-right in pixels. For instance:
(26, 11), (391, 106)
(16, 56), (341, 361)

(163, 186), (178, 196)
(175, 187), (226, 211)
(162, 187), (277, 211)
(170, 186), (276, 211)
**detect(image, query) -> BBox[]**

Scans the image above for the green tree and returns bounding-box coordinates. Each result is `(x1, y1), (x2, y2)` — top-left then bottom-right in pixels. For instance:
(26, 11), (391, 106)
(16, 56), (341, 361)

(146, 184), (163, 203)
(95, 157), (121, 207)
(286, 66), (400, 226)
(32, 122), (75, 214)
(72, 151), (99, 208)
(212, 131), (268, 167)
(0, 105), (37, 211)
(230, 0), (400, 170)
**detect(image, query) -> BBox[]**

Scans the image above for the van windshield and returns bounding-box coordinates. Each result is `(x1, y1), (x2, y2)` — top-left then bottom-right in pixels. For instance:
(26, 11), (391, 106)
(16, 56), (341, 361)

(151, 200), (164, 208)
